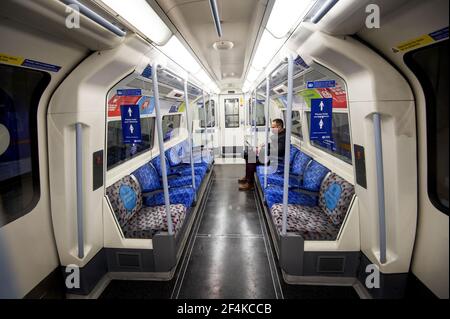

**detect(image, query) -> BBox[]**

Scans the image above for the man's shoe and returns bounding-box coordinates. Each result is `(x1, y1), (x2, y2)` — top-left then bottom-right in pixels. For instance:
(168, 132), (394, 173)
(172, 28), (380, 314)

(239, 182), (254, 191)
(238, 176), (248, 183)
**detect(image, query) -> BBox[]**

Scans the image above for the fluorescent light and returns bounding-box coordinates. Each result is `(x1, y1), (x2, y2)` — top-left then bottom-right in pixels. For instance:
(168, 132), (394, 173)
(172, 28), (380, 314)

(159, 36), (202, 74)
(194, 69), (213, 86)
(266, 0), (315, 38)
(252, 30), (284, 70)
(158, 36), (219, 92)
(242, 80), (251, 93)
(100, 0), (172, 45)
(246, 67), (260, 82)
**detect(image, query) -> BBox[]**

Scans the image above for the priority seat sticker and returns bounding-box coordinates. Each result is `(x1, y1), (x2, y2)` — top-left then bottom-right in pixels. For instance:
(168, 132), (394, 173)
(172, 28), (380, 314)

(0, 53), (61, 72)
(392, 26), (449, 53)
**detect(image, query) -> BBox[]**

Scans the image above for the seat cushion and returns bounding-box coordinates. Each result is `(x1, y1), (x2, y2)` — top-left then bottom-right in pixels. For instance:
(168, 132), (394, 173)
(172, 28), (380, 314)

(122, 204), (186, 239)
(171, 164), (207, 179)
(256, 164), (281, 187)
(271, 204), (341, 240)
(106, 175), (143, 228)
(132, 163), (161, 192)
(303, 161), (330, 191)
(264, 185), (317, 209)
(265, 173), (303, 188)
(143, 186), (195, 208)
(318, 173), (355, 226)
(168, 174), (203, 190)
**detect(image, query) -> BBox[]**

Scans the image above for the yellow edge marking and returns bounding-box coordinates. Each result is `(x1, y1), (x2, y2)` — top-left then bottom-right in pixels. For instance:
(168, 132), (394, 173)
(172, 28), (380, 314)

(394, 35), (434, 53)
(0, 53), (25, 66)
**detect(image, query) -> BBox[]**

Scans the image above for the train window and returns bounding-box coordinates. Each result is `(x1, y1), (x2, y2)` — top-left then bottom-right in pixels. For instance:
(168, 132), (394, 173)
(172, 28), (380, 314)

(224, 98), (240, 128)
(250, 101), (266, 127)
(405, 40), (449, 214)
(107, 117), (155, 170)
(162, 114), (181, 141)
(283, 110), (303, 140)
(0, 64), (50, 227)
(200, 100), (216, 128)
(306, 111), (352, 164)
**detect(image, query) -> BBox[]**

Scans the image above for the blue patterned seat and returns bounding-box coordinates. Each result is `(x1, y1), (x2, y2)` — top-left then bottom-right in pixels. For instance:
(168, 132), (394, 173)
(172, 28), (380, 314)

(257, 149), (312, 189)
(264, 185), (318, 209)
(170, 164), (207, 179)
(270, 173), (355, 240)
(262, 160), (329, 209)
(302, 160), (330, 191)
(151, 156), (204, 189)
(178, 140), (213, 166)
(168, 174), (202, 190)
(143, 186), (196, 209)
(132, 163), (196, 207)
(105, 175), (187, 239)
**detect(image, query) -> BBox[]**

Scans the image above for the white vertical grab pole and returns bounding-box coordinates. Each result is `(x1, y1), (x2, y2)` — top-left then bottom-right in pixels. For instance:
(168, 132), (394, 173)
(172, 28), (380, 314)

(202, 91), (208, 160)
(75, 123), (84, 259)
(253, 91), (257, 148)
(209, 93), (214, 159)
(264, 77), (270, 189)
(184, 80), (196, 201)
(282, 55), (294, 235)
(152, 64), (173, 235)
(373, 113), (387, 264)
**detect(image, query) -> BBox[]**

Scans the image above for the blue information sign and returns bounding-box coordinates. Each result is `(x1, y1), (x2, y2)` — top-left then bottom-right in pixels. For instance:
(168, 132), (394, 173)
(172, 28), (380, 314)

(120, 105), (142, 144)
(117, 89), (142, 96)
(307, 80), (336, 89)
(141, 65), (152, 79)
(429, 27), (449, 41)
(310, 98), (332, 142)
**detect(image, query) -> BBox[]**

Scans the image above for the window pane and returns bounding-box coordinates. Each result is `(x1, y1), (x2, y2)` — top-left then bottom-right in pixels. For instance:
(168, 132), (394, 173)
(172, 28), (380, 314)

(107, 117), (155, 170)
(405, 40), (449, 214)
(283, 110), (303, 140)
(200, 100), (216, 128)
(162, 114), (181, 141)
(225, 99), (239, 128)
(225, 115), (239, 128)
(0, 64), (50, 226)
(307, 112), (352, 164)
(255, 102), (266, 126)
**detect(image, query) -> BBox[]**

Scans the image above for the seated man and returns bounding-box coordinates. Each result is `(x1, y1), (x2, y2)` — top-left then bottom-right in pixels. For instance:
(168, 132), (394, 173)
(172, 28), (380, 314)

(239, 118), (286, 191)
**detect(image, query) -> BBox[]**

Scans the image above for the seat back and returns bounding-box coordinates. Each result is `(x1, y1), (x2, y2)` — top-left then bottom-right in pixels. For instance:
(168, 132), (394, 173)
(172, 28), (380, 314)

(132, 163), (161, 192)
(106, 175), (143, 228)
(291, 151), (312, 176)
(318, 173), (355, 226)
(302, 160), (330, 191)
(166, 143), (183, 166)
(151, 155), (170, 176)
(289, 146), (300, 165)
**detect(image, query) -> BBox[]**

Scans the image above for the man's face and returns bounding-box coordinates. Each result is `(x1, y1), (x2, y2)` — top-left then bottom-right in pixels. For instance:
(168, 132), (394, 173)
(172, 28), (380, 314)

(271, 122), (281, 134)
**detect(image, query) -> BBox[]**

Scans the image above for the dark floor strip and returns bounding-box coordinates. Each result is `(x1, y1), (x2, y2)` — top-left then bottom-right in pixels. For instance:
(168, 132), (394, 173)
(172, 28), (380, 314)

(175, 165), (277, 299)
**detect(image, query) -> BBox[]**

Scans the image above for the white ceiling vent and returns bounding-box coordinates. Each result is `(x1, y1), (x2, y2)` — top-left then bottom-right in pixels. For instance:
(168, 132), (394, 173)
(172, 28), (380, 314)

(166, 89), (184, 99)
(273, 83), (288, 95)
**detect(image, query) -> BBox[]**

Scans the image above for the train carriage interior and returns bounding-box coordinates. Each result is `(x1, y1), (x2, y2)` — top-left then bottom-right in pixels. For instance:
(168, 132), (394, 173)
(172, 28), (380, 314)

(0, 0), (448, 303)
